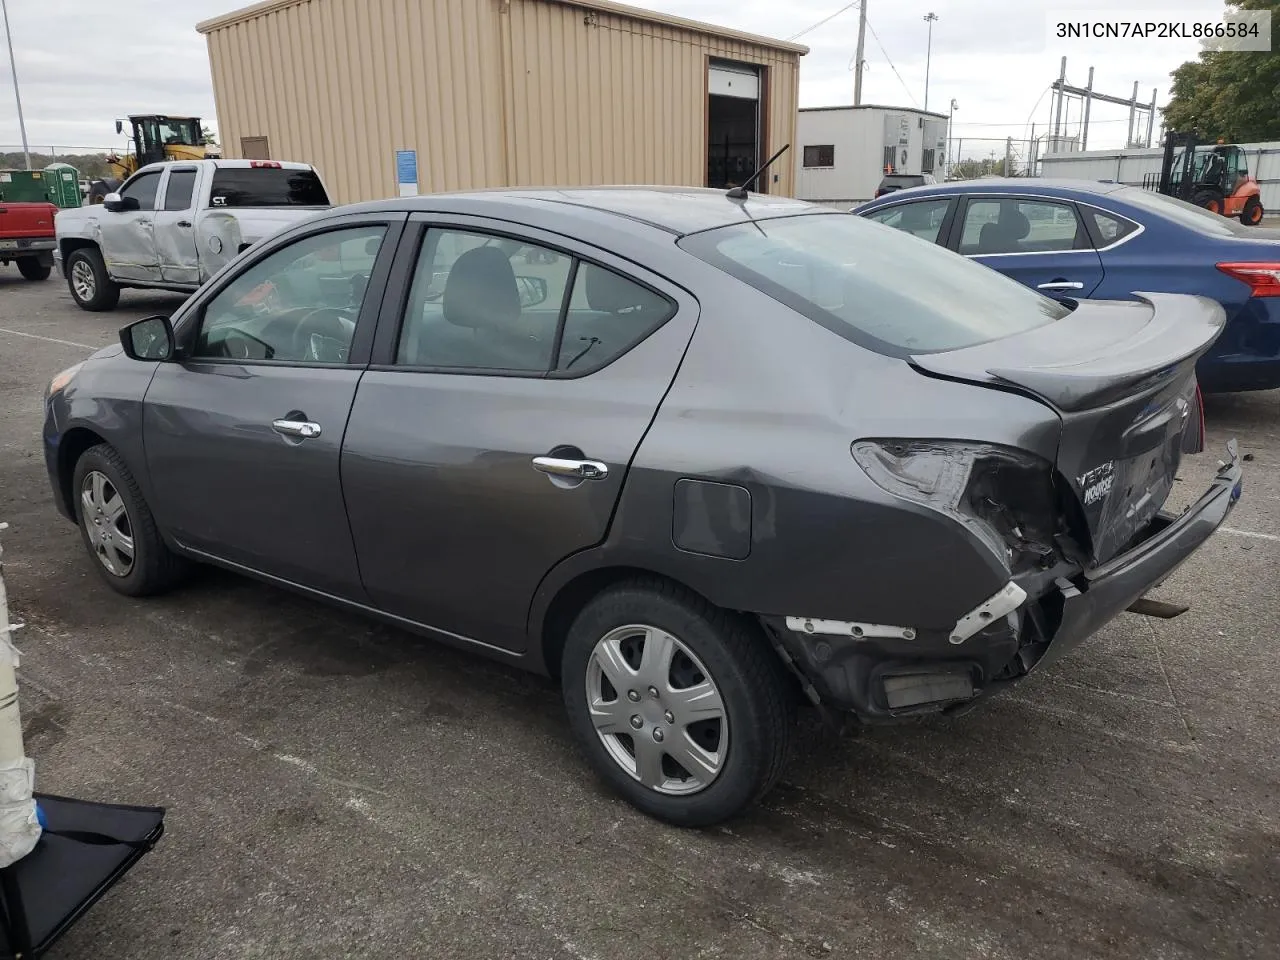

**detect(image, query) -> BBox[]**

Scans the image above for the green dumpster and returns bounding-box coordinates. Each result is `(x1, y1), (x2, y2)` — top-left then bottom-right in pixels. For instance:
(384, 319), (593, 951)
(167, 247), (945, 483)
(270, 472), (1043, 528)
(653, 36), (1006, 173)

(43, 163), (83, 208)
(0, 169), (52, 204)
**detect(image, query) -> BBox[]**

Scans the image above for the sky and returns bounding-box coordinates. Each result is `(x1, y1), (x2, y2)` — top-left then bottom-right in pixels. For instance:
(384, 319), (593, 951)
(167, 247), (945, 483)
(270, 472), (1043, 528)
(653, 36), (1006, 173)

(0, 0), (1228, 158)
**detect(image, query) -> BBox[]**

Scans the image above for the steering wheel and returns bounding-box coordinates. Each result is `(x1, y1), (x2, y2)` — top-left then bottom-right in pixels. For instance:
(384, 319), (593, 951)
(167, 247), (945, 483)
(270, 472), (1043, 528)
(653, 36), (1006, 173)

(292, 308), (354, 363)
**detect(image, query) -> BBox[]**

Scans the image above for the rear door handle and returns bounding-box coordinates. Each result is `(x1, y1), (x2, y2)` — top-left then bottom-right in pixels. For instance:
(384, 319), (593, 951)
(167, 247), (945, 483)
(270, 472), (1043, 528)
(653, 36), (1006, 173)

(532, 456), (608, 481)
(1037, 280), (1084, 291)
(272, 418), (322, 439)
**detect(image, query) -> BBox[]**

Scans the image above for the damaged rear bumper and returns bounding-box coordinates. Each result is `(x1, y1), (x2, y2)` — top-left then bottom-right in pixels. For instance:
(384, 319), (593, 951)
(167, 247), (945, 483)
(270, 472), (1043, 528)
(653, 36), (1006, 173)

(764, 442), (1243, 721)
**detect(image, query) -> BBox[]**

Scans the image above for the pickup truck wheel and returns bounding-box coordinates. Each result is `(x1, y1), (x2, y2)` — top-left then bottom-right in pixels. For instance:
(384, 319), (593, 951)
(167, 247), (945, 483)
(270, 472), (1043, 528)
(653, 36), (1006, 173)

(561, 578), (794, 827)
(66, 248), (120, 311)
(17, 257), (51, 281)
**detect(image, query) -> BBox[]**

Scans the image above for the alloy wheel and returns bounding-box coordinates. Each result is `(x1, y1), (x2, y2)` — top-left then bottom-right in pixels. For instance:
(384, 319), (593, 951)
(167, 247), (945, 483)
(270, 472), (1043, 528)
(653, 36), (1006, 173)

(81, 470), (134, 577)
(71, 259), (96, 302)
(585, 624), (728, 796)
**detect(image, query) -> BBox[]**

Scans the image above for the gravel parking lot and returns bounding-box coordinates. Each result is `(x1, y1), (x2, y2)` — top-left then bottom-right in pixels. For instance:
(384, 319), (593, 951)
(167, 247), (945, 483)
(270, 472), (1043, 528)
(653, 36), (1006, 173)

(1, 266), (1277, 960)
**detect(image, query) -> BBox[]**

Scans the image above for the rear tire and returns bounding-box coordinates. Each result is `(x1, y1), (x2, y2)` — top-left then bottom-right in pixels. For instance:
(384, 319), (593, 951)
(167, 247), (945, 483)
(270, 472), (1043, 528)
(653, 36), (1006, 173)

(65, 247), (120, 311)
(561, 578), (794, 827)
(1241, 197), (1264, 226)
(1192, 189), (1224, 215)
(72, 444), (187, 597)
(17, 257), (50, 281)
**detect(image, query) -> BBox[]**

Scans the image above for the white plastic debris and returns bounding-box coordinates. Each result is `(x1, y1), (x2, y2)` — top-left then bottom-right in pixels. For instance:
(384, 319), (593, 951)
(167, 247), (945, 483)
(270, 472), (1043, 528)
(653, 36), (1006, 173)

(0, 523), (41, 867)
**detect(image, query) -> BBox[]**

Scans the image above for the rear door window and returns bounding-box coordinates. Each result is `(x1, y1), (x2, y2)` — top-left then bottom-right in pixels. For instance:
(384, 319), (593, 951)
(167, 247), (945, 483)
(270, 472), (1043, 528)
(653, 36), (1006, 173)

(960, 198), (1087, 255)
(209, 167), (329, 208)
(163, 169), (197, 211)
(1086, 209), (1140, 247)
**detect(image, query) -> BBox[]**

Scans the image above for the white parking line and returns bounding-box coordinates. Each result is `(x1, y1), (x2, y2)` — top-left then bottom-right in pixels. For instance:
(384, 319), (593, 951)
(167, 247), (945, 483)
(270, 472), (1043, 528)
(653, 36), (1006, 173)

(1221, 527), (1280, 543)
(0, 327), (96, 351)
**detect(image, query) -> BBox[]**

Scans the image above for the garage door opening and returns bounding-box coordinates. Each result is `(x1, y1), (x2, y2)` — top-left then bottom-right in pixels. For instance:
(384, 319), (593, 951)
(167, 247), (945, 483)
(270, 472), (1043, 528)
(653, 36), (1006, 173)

(707, 61), (762, 191)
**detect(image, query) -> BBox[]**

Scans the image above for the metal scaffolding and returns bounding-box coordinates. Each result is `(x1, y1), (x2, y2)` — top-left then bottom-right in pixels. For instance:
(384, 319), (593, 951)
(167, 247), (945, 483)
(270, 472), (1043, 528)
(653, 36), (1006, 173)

(1049, 57), (1157, 151)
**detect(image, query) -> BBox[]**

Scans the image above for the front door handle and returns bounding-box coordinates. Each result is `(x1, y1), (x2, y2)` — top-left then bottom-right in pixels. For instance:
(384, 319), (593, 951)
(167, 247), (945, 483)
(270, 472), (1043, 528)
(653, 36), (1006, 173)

(1037, 280), (1084, 291)
(176, 220), (192, 228)
(532, 456), (609, 481)
(272, 418), (322, 439)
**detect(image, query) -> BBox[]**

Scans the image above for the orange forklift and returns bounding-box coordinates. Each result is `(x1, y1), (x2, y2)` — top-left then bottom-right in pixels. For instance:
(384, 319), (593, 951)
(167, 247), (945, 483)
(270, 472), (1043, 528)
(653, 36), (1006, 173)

(1144, 131), (1265, 225)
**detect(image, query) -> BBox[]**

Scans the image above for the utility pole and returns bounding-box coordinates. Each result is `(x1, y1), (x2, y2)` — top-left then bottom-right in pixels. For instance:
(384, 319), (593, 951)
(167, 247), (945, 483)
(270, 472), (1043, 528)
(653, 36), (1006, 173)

(1052, 56), (1067, 139)
(1005, 136), (1013, 177)
(854, 0), (867, 106)
(1, 0), (30, 171)
(1126, 80), (1139, 147)
(1081, 66), (1094, 151)
(923, 13), (938, 112)
(947, 98), (957, 177)
(1146, 88), (1157, 147)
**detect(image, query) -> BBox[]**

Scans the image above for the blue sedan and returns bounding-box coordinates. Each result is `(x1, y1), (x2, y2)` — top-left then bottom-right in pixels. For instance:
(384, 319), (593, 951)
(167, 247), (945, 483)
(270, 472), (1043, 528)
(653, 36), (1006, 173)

(855, 179), (1280, 393)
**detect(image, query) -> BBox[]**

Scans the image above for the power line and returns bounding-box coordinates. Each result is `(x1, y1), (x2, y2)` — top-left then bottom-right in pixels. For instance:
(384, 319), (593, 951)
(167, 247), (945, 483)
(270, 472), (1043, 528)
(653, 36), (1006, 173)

(864, 17), (919, 109)
(787, 1), (861, 42)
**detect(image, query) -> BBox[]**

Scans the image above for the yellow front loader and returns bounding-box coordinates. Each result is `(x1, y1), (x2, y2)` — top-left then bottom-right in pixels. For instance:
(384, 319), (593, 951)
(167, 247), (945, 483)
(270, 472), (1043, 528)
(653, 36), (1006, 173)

(87, 115), (221, 204)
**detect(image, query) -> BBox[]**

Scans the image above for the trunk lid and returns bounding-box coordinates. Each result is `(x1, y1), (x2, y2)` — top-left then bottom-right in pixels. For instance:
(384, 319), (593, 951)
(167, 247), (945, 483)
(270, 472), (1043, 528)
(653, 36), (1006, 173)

(911, 292), (1226, 565)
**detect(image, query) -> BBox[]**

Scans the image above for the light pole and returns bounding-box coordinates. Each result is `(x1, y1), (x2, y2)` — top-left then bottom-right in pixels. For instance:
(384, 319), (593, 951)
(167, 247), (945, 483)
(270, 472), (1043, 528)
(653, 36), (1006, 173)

(923, 12), (938, 112)
(947, 98), (958, 178)
(1, 0), (30, 170)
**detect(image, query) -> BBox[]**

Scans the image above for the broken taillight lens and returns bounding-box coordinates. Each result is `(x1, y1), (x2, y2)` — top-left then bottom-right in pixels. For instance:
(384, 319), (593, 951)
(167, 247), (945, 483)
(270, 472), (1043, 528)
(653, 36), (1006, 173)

(1216, 262), (1280, 297)
(851, 439), (1061, 571)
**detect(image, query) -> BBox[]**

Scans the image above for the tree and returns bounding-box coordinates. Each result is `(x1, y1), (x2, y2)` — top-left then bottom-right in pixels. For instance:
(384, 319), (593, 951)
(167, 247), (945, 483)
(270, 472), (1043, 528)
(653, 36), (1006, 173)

(1162, 0), (1280, 142)
(201, 126), (219, 148)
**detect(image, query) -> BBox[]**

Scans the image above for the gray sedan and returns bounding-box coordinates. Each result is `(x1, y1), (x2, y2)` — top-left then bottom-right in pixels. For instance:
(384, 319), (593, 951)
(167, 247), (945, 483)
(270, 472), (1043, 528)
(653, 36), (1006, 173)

(42, 188), (1243, 826)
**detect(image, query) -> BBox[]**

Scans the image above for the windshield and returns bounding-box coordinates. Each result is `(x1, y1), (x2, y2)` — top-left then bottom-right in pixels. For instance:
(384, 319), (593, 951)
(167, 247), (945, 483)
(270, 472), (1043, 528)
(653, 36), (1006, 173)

(156, 118), (202, 146)
(1114, 186), (1253, 237)
(680, 212), (1071, 356)
(209, 167), (330, 207)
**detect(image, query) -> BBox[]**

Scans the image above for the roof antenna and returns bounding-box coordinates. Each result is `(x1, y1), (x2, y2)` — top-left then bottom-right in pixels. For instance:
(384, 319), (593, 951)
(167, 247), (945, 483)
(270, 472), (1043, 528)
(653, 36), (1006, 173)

(727, 143), (791, 200)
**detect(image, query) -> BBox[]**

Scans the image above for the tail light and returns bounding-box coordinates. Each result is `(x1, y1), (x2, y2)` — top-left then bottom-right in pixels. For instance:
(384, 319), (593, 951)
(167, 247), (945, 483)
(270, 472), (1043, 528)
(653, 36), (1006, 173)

(1216, 262), (1280, 297)
(852, 440), (1062, 572)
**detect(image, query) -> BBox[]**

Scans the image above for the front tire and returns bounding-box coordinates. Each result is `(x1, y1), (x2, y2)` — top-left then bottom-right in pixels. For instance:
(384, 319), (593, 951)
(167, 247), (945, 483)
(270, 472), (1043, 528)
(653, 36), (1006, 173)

(1192, 189), (1224, 215)
(65, 247), (120, 311)
(561, 578), (793, 827)
(72, 444), (186, 597)
(17, 257), (51, 281)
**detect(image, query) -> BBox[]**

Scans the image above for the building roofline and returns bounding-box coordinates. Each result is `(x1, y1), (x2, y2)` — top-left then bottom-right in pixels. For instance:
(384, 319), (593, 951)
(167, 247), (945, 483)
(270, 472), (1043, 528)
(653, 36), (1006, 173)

(197, 0), (809, 54)
(800, 104), (949, 120)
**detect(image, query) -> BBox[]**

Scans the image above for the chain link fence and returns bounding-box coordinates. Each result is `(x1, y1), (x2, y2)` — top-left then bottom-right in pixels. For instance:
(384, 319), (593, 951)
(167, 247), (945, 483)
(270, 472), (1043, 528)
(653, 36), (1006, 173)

(943, 137), (1040, 180)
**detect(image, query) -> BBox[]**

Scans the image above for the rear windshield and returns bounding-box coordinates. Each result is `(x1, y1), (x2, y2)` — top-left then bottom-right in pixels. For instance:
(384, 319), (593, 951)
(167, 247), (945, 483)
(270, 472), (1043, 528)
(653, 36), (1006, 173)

(209, 167), (329, 208)
(679, 212), (1071, 356)
(1113, 186), (1253, 237)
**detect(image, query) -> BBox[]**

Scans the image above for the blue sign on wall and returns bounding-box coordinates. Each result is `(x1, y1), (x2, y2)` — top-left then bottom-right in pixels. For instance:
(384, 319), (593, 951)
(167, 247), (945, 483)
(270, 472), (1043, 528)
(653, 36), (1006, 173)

(395, 149), (418, 197)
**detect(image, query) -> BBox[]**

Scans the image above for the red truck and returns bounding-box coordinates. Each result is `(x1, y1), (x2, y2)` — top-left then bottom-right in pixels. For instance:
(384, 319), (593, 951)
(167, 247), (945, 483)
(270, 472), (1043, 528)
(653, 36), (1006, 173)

(0, 200), (56, 281)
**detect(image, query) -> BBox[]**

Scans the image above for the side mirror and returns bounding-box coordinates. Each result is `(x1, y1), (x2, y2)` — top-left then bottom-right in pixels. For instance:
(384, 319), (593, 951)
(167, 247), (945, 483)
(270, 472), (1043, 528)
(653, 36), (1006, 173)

(515, 275), (549, 309)
(364, 236), (381, 256)
(115, 120), (123, 135)
(102, 193), (139, 213)
(120, 315), (175, 361)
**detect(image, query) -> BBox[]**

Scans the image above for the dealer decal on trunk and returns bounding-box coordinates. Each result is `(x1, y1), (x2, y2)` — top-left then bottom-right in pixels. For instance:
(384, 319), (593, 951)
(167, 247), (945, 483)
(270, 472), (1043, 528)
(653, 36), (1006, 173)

(1078, 461), (1116, 506)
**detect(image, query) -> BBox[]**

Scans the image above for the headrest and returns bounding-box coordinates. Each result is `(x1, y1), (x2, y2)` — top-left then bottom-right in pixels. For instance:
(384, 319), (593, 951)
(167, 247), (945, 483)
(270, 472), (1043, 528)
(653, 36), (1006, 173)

(584, 264), (642, 314)
(443, 247), (519, 329)
(1002, 209), (1032, 240)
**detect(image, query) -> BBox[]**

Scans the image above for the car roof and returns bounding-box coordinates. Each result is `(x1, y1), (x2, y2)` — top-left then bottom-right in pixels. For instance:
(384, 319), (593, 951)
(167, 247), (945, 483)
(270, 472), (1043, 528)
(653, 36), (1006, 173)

(339, 186), (826, 236)
(867, 177), (1128, 200)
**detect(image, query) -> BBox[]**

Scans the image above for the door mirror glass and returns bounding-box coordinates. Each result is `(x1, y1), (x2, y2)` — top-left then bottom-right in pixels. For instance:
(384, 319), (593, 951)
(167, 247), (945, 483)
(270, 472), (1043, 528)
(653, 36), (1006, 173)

(120, 315), (174, 361)
(115, 119), (123, 135)
(103, 193), (139, 213)
(515, 275), (549, 309)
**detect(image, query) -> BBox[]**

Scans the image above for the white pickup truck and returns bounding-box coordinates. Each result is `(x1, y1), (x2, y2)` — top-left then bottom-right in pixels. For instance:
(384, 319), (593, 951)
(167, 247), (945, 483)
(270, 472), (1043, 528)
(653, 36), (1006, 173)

(54, 159), (332, 311)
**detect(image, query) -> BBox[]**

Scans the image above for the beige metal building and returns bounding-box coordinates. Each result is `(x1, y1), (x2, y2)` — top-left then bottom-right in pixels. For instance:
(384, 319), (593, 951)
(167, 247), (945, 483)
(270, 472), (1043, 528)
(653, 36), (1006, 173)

(197, 0), (807, 204)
